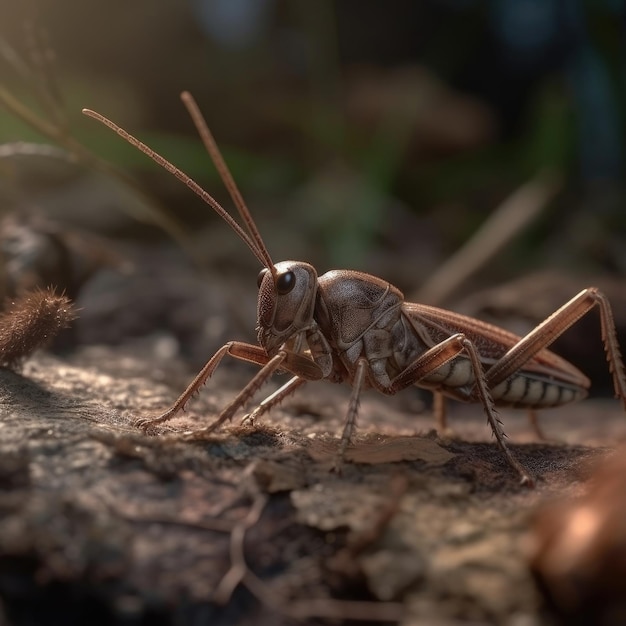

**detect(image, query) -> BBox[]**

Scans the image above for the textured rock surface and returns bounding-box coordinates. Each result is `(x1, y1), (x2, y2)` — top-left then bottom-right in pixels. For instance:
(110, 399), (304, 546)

(0, 343), (623, 625)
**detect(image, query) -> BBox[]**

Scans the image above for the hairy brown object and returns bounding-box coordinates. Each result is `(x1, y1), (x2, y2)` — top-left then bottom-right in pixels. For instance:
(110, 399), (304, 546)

(0, 288), (76, 368)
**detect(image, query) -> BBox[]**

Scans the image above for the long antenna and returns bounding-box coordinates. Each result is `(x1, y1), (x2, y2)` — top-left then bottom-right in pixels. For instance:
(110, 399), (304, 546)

(180, 91), (275, 274)
(81, 106), (272, 270)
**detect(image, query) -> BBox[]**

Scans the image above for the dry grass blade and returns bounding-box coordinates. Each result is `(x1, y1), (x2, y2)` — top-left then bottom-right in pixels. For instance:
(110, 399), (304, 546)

(414, 172), (562, 305)
(0, 26), (195, 258)
(212, 492), (269, 604)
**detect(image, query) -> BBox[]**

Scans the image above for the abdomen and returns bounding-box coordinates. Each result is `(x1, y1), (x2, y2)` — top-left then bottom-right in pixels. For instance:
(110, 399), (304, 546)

(420, 355), (588, 408)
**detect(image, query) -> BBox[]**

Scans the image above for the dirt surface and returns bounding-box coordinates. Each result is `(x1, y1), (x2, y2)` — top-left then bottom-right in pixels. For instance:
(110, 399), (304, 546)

(0, 341), (624, 626)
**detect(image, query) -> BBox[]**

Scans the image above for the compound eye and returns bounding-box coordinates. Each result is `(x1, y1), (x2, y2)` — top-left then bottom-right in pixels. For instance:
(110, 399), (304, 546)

(257, 268), (269, 288)
(276, 270), (295, 295)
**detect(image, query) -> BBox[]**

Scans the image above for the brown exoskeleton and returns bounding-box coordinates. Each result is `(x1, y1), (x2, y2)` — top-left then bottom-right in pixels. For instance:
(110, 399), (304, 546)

(83, 93), (626, 486)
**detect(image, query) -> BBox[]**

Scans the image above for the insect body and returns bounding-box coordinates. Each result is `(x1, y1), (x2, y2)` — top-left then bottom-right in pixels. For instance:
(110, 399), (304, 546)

(83, 93), (626, 486)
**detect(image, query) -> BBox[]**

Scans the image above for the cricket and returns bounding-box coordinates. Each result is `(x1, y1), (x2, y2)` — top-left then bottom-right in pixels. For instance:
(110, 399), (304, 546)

(83, 92), (626, 486)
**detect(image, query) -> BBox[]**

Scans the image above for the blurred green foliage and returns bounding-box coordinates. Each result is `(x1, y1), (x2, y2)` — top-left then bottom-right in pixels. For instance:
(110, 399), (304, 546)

(0, 0), (623, 283)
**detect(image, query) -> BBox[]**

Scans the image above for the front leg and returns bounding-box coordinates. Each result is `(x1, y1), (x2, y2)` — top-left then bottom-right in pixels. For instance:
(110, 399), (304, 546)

(242, 376), (308, 426)
(181, 351), (290, 439)
(239, 324), (342, 427)
(138, 341), (322, 431)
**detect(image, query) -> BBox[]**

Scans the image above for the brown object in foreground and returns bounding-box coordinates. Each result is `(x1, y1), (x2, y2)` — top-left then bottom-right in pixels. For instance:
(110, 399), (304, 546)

(529, 448), (626, 625)
(0, 288), (76, 369)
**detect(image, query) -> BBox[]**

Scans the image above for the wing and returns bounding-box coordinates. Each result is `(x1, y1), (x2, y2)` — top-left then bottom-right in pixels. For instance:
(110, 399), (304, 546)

(403, 302), (590, 389)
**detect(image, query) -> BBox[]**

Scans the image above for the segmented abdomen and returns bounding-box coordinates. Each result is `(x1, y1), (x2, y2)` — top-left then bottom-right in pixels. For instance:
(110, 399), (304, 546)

(421, 357), (587, 408)
(490, 373), (586, 407)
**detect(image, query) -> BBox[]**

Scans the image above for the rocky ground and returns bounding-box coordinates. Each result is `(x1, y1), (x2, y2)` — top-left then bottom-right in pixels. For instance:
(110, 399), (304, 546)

(0, 334), (624, 625)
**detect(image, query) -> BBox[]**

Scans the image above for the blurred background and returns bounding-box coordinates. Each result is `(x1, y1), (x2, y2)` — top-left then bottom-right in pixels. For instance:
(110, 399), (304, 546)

(0, 0), (624, 385)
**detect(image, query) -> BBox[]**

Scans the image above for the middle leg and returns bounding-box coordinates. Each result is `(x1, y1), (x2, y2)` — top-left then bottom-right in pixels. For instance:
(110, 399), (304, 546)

(388, 334), (533, 485)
